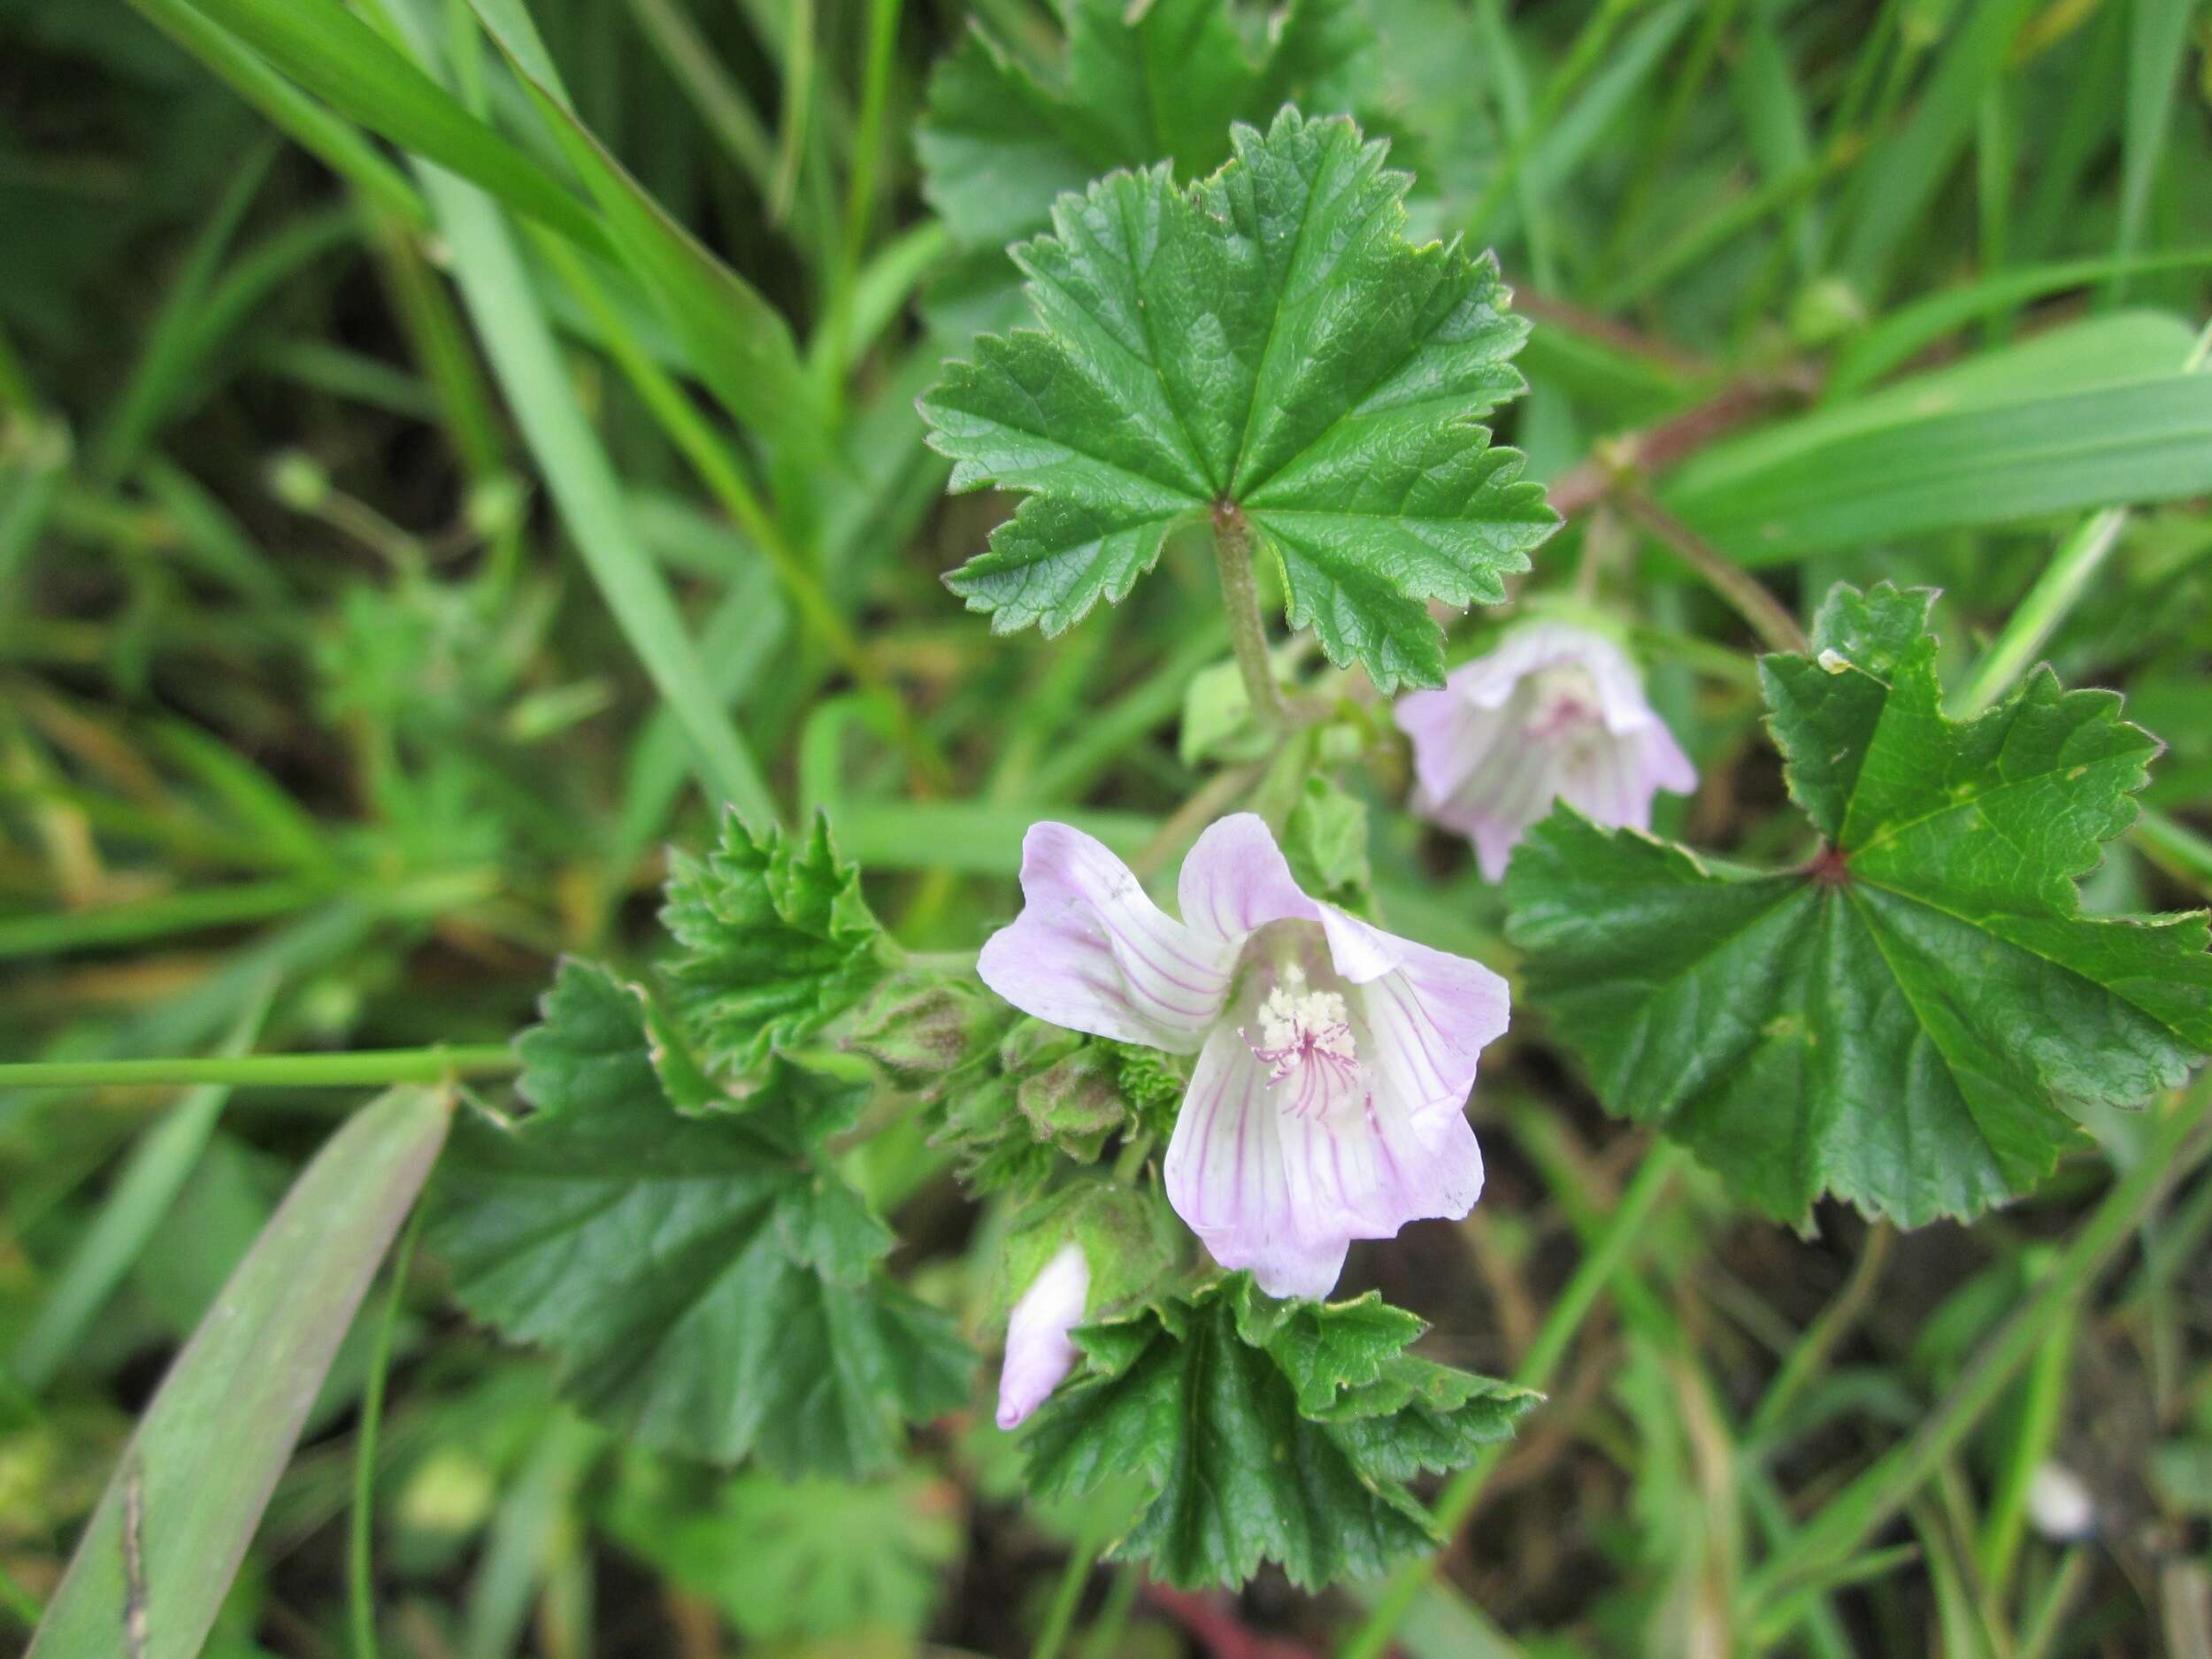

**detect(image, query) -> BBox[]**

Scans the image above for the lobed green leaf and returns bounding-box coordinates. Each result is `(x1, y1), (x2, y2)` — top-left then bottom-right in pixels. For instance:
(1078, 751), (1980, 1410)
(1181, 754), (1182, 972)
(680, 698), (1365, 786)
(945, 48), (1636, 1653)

(1020, 1275), (1534, 1588)
(920, 109), (1556, 692)
(1506, 583), (2212, 1226)
(433, 961), (970, 1478)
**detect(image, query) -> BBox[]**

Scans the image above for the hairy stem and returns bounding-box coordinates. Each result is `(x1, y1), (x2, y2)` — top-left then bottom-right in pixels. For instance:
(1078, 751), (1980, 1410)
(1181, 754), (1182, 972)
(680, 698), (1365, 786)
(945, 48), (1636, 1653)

(0, 1047), (518, 1090)
(1212, 505), (1286, 729)
(1619, 490), (1809, 656)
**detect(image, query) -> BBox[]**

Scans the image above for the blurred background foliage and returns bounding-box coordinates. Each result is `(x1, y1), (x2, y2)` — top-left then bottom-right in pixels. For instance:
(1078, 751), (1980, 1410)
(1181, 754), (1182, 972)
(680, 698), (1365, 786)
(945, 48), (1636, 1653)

(2, 0), (2211, 1654)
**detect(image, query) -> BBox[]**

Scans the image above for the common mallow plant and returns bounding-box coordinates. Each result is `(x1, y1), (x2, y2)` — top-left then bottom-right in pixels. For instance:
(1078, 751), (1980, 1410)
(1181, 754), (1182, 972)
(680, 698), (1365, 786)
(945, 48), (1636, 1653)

(419, 107), (2212, 1600)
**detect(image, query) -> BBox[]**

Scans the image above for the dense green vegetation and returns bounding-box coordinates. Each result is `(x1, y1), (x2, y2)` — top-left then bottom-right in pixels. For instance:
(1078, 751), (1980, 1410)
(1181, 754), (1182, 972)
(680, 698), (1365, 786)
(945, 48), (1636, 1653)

(3, 0), (2210, 1655)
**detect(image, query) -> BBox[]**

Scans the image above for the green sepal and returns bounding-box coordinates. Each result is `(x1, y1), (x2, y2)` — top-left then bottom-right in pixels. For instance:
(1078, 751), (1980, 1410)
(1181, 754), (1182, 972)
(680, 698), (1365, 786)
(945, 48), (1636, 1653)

(997, 1180), (1185, 1325)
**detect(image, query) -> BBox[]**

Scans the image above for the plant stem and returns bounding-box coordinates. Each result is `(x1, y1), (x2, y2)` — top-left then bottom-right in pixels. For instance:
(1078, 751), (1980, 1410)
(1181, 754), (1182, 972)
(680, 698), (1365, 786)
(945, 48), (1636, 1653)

(1619, 490), (1809, 655)
(1338, 1138), (1686, 1659)
(349, 1200), (425, 1659)
(1740, 1078), (2212, 1625)
(0, 1046), (518, 1091)
(1950, 506), (2126, 716)
(1031, 1534), (1101, 1659)
(1211, 505), (1286, 728)
(1747, 1223), (1894, 1446)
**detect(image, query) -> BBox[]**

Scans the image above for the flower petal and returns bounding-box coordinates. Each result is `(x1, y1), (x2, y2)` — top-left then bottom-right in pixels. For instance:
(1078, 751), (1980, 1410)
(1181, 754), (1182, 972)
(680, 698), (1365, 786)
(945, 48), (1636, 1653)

(1164, 1025), (1348, 1299)
(1354, 933), (1510, 1121)
(979, 823), (1234, 1054)
(1393, 684), (1508, 805)
(1176, 812), (1318, 949)
(1164, 1021), (1490, 1301)
(997, 1243), (1090, 1429)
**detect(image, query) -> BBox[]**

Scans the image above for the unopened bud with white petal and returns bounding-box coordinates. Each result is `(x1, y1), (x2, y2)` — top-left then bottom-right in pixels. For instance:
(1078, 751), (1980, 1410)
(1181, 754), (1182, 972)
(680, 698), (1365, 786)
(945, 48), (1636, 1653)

(996, 1243), (1091, 1430)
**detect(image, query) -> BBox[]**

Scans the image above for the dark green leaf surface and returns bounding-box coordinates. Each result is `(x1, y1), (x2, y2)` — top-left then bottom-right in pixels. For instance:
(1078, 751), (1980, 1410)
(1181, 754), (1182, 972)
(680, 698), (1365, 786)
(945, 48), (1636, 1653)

(916, 0), (1379, 251)
(1021, 1276), (1534, 1588)
(662, 810), (893, 1076)
(1505, 584), (2212, 1226)
(920, 110), (1556, 692)
(433, 962), (970, 1477)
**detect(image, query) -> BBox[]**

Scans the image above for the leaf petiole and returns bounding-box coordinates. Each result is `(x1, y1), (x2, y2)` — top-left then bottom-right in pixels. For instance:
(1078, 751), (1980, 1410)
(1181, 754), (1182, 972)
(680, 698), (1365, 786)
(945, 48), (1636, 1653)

(1211, 503), (1287, 730)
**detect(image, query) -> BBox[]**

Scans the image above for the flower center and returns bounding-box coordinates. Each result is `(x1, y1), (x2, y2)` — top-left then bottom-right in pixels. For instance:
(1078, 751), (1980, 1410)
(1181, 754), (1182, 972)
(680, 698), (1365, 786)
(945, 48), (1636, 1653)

(1524, 661), (1604, 742)
(1242, 964), (1365, 1119)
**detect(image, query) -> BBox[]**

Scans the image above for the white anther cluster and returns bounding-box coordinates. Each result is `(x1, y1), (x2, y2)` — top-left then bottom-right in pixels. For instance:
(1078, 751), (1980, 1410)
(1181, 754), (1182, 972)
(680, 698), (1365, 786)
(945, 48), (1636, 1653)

(1249, 964), (1356, 1080)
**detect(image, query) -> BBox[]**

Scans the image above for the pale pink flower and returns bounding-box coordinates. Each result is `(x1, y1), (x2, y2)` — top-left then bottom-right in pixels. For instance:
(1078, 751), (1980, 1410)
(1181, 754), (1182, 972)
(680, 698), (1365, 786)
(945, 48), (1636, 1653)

(1394, 620), (1696, 880)
(977, 816), (1509, 1300)
(996, 1242), (1090, 1428)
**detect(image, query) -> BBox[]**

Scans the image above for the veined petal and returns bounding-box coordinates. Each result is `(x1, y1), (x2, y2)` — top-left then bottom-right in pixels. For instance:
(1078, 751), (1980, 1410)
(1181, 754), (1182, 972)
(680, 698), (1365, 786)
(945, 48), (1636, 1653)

(1164, 1025), (1348, 1300)
(1164, 1022), (1490, 1301)
(1176, 812), (1318, 949)
(1398, 619), (1695, 879)
(996, 1243), (1090, 1429)
(1355, 935), (1509, 1124)
(979, 822), (1233, 1053)
(1394, 684), (1509, 806)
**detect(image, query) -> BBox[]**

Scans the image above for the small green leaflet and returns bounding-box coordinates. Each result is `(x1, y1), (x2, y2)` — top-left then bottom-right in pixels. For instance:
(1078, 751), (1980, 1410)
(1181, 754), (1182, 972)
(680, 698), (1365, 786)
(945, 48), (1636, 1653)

(1505, 583), (2212, 1227)
(432, 961), (971, 1478)
(919, 109), (1556, 694)
(662, 810), (893, 1077)
(1021, 1275), (1535, 1588)
(917, 0), (1381, 251)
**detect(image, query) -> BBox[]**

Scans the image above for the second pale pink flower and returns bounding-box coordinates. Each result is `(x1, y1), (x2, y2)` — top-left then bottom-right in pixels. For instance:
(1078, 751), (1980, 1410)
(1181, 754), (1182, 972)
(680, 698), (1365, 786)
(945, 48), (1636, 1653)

(1394, 619), (1696, 879)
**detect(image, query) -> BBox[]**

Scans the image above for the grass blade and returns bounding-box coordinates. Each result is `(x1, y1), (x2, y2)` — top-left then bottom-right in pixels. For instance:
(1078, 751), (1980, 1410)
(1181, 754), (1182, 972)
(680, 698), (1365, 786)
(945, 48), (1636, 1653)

(9, 995), (272, 1393)
(170, 0), (608, 253)
(24, 1085), (454, 1659)
(419, 170), (780, 826)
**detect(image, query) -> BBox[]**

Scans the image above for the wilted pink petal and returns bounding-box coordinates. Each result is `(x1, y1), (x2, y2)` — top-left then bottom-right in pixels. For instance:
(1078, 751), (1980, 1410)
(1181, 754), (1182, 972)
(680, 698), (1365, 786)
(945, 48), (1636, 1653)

(996, 1242), (1091, 1429)
(980, 813), (1510, 1302)
(1395, 620), (1696, 880)
(978, 821), (1235, 1054)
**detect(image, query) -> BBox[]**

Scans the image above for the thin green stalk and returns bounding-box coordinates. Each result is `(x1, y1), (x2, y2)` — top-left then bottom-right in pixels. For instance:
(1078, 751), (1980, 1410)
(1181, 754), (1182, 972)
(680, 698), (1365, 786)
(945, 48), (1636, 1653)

(1598, 0), (1745, 277)
(416, 169), (778, 826)
(11, 994), (272, 1391)
(1464, 0), (1648, 244)
(1212, 507), (1286, 729)
(1742, 1079), (2212, 1625)
(1976, 1259), (2075, 1601)
(1031, 1535), (1100, 1659)
(2133, 805), (2212, 896)
(0, 1047), (518, 1091)
(1747, 1225), (1895, 1446)
(1620, 491), (1809, 655)
(531, 229), (893, 713)
(1076, 1567), (1142, 1659)
(2016, 1548), (2090, 1659)
(820, 0), (902, 389)
(769, 0), (817, 223)
(1338, 1140), (1687, 1659)
(350, 1200), (426, 1659)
